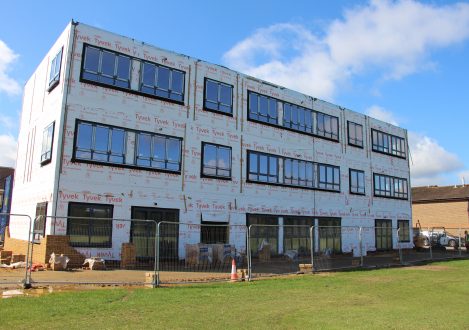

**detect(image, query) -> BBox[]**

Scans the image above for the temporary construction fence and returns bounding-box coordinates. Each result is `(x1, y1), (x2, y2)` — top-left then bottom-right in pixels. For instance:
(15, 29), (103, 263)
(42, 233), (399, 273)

(0, 213), (468, 287)
(0, 213), (33, 287)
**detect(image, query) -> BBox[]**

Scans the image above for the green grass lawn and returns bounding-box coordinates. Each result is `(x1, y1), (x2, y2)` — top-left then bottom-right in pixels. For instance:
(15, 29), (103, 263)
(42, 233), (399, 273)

(2, 260), (469, 329)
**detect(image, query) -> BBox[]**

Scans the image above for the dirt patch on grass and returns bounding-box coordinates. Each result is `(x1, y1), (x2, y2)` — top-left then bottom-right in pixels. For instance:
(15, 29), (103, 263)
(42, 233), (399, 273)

(406, 265), (451, 271)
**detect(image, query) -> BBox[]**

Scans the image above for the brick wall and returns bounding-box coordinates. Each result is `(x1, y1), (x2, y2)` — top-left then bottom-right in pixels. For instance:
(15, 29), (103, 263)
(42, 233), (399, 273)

(2, 226), (86, 266)
(412, 201), (469, 231)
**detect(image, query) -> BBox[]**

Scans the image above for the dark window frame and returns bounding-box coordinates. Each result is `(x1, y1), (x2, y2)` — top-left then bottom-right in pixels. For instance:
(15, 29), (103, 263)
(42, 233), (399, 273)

(248, 91), (279, 125)
(317, 217), (342, 253)
(131, 206), (179, 260)
(139, 60), (186, 103)
(67, 202), (113, 248)
(48, 47), (63, 92)
(347, 121), (363, 148)
(375, 219), (393, 251)
(373, 173), (408, 200)
(79, 43), (186, 107)
(247, 90), (340, 143)
(317, 163), (341, 191)
(349, 169), (365, 195)
(72, 119), (183, 174)
(371, 129), (406, 159)
(201, 142), (232, 180)
(398, 220), (410, 243)
(34, 202), (48, 241)
(246, 213), (280, 256)
(80, 44), (131, 89)
(134, 132), (182, 172)
(40, 122), (55, 166)
(247, 150), (280, 184)
(247, 150), (341, 193)
(283, 102), (313, 133)
(200, 220), (229, 244)
(203, 78), (234, 116)
(74, 121), (127, 165)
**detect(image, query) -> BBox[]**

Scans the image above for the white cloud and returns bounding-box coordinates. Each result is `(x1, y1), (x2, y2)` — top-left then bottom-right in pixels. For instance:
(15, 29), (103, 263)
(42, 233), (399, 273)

(0, 40), (21, 95)
(0, 134), (17, 168)
(223, 0), (469, 99)
(0, 115), (17, 130)
(408, 132), (463, 186)
(365, 105), (399, 126)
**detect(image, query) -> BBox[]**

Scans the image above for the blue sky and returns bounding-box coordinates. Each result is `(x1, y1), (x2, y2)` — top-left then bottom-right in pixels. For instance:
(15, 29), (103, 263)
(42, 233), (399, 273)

(1, 0), (469, 186)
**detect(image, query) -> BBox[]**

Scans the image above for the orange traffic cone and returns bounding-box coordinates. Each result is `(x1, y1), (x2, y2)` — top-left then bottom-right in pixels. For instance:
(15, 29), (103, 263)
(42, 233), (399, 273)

(230, 258), (238, 282)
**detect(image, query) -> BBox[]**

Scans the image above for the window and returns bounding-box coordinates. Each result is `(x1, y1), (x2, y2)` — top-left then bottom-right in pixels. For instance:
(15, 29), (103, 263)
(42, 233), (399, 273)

(247, 91), (340, 142)
(201, 221), (229, 244)
(75, 121), (126, 164)
(135, 132), (182, 172)
(248, 150), (341, 192)
(204, 78), (233, 115)
(283, 103), (313, 133)
(34, 202), (47, 241)
(318, 218), (341, 253)
(202, 143), (232, 179)
(131, 207), (179, 259)
(371, 129), (406, 158)
(248, 151), (279, 183)
(318, 164), (340, 191)
(73, 120), (183, 173)
(40, 122), (55, 165)
(248, 91), (278, 124)
(316, 112), (339, 140)
(349, 169), (365, 195)
(375, 219), (392, 250)
(284, 159), (315, 188)
(140, 61), (185, 102)
(48, 48), (62, 90)
(247, 214), (279, 255)
(398, 220), (410, 242)
(67, 203), (113, 248)
(373, 173), (408, 199)
(348, 121), (363, 147)
(81, 45), (131, 88)
(284, 217), (312, 256)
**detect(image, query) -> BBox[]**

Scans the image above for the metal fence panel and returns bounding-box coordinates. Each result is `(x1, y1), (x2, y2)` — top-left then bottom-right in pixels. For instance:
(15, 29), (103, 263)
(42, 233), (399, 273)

(29, 216), (159, 286)
(312, 226), (362, 271)
(3, 213), (469, 288)
(248, 224), (312, 278)
(0, 213), (33, 287)
(157, 222), (248, 284)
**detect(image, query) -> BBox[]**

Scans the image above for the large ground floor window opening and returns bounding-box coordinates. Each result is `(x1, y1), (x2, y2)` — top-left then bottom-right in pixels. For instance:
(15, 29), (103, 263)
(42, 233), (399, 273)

(131, 207), (179, 261)
(375, 219), (393, 250)
(284, 216), (312, 256)
(67, 202), (113, 248)
(247, 214), (279, 256)
(317, 217), (341, 253)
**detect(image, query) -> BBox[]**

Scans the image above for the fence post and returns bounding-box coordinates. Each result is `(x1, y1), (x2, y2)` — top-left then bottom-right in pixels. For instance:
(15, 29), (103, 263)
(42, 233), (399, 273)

(310, 226), (314, 273)
(359, 226), (363, 267)
(459, 228), (462, 258)
(247, 225), (252, 282)
(152, 221), (160, 288)
(397, 228), (403, 265)
(428, 227), (433, 260)
(24, 215), (33, 289)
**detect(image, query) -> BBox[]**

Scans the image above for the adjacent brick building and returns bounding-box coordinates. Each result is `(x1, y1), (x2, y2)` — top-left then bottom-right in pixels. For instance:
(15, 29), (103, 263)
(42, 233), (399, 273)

(412, 185), (469, 231)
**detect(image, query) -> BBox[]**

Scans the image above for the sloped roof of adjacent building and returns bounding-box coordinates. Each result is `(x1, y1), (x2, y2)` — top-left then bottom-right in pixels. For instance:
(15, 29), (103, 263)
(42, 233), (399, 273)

(412, 185), (469, 203)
